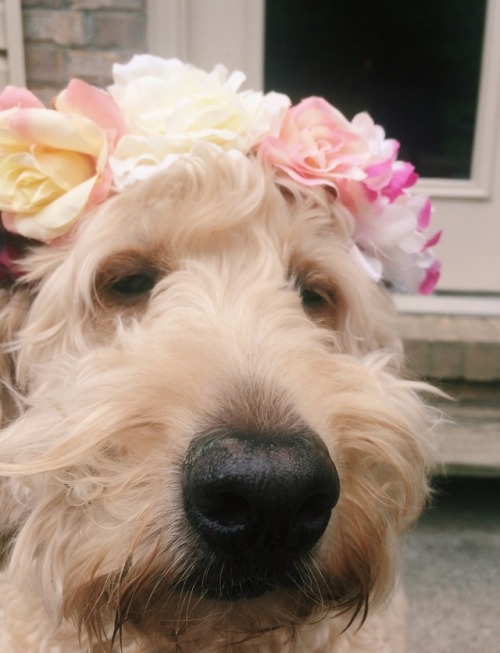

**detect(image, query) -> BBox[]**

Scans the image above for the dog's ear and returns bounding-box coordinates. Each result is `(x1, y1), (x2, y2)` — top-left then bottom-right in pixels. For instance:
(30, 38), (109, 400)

(0, 284), (32, 427)
(0, 229), (40, 425)
(0, 279), (34, 563)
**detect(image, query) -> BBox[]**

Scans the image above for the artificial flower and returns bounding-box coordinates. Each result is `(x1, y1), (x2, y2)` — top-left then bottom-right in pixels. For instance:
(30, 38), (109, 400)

(0, 80), (125, 241)
(259, 97), (377, 190)
(0, 54), (441, 294)
(259, 97), (440, 293)
(108, 54), (290, 188)
(347, 184), (441, 294)
(0, 86), (45, 110)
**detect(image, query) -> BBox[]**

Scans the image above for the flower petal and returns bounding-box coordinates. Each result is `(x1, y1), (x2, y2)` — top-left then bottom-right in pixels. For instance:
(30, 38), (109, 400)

(419, 259), (441, 295)
(12, 175), (97, 240)
(9, 109), (107, 157)
(55, 80), (127, 145)
(0, 86), (45, 110)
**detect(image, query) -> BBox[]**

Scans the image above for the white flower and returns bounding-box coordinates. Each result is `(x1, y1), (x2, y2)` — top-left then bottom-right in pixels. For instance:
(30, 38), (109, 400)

(108, 55), (290, 188)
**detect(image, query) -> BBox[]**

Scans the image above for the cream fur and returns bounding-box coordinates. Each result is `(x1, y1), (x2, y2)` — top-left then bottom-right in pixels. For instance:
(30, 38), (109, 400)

(0, 150), (435, 652)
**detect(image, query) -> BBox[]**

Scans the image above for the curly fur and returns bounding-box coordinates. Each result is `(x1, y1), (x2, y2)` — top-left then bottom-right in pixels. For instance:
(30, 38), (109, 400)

(0, 150), (435, 652)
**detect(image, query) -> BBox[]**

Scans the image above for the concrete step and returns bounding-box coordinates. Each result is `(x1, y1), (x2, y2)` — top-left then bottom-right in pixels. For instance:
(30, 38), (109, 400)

(399, 313), (500, 382)
(433, 396), (500, 477)
(398, 312), (500, 476)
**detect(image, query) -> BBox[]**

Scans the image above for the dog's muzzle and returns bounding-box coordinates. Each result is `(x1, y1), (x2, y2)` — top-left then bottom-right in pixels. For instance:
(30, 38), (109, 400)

(181, 428), (339, 600)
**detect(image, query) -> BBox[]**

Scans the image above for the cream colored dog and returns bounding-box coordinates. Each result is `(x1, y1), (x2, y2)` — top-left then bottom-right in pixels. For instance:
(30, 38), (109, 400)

(0, 150), (434, 652)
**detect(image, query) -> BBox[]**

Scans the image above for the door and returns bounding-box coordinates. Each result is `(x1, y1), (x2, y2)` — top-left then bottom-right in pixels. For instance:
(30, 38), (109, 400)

(148, 0), (500, 296)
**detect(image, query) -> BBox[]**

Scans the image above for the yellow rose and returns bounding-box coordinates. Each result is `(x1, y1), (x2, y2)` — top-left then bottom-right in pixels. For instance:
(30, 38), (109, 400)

(0, 82), (125, 242)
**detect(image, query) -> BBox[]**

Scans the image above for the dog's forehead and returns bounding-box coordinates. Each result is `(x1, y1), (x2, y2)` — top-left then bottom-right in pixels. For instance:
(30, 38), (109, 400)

(73, 154), (343, 266)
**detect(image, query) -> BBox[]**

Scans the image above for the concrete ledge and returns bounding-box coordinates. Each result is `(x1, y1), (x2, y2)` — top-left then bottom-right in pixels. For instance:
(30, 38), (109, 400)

(400, 313), (500, 381)
(398, 313), (500, 476)
(435, 404), (500, 477)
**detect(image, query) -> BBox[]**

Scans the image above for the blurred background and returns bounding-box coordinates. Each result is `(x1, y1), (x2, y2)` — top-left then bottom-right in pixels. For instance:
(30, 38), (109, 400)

(1, 1), (499, 651)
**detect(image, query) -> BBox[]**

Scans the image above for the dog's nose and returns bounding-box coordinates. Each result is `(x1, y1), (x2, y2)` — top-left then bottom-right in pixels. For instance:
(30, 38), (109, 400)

(181, 430), (339, 560)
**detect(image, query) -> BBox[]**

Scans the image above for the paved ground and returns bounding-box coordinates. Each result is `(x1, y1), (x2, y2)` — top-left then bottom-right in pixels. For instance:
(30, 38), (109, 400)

(402, 476), (500, 652)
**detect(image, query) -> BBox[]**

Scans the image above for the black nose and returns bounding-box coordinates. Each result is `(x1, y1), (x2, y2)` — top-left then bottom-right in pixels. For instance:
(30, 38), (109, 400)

(181, 429), (340, 560)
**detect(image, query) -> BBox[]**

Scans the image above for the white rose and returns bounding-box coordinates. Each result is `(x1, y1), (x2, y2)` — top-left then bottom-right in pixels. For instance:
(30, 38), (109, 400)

(108, 55), (290, 188)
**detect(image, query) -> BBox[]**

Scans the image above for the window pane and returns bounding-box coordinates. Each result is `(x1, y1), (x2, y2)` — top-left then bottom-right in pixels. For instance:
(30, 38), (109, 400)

(264, 0), (487, 179)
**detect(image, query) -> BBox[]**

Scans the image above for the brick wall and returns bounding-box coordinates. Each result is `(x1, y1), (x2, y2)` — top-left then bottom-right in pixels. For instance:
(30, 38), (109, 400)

(21, 0), (147, 103)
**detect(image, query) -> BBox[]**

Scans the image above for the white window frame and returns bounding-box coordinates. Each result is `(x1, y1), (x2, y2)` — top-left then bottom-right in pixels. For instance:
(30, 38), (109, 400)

(147, 0), (263, 90)
(417, 0), (500, 202)
(1, 0), (25, 86)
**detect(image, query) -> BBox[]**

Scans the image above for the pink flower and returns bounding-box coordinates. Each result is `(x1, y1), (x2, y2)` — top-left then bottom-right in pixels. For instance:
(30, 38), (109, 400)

(0, 86), (45, 110)
(259, 99), (441, 294)
(0, 53), (441, 294)
(0, 81), (126, 242)
(346, 180), (441, 294)
(55, 80), (127, 148)
(259, 97), (372, 190)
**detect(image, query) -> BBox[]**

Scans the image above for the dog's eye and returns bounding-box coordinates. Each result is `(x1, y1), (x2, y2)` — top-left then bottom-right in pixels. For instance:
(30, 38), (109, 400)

(299, 286), (328, 309)
(107, 272), (157, 298)
(297, 282), (339, 329)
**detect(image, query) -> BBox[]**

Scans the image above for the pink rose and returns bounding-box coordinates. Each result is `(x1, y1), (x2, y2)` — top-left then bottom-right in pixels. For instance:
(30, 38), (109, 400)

(259, 99), (440, 294)
(259, 97), (372, 190)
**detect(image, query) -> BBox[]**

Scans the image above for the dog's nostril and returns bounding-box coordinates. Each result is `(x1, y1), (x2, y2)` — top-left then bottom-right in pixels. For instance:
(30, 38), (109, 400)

(296, 492), (333, 524)
(197, 491), (252, 528)
(182, 428), (339, 560)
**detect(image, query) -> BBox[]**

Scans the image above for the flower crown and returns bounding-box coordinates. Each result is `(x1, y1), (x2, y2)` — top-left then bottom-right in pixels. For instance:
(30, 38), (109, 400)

(0, 54), (440, 294)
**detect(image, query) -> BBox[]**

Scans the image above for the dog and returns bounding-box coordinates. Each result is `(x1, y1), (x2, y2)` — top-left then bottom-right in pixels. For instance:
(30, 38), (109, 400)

(0, 55), (440, 652)
(0, 147), (436, 652)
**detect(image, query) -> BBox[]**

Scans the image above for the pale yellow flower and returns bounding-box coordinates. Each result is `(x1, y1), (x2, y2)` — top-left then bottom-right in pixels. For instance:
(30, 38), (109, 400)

(0, 81), (125, 241)
(108, 55), (290, 189)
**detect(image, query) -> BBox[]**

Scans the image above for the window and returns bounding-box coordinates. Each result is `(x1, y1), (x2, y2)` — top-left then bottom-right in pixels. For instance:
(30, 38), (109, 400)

(265, 1), (487, 181)
(148, 0), (500, 296)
